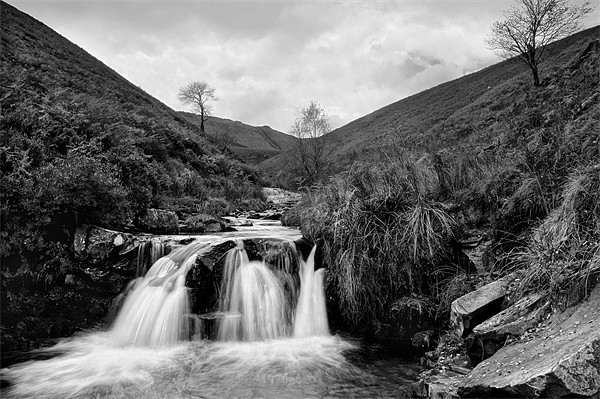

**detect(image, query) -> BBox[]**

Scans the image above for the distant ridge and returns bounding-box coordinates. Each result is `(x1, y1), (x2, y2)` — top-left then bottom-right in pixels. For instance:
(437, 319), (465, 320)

(179, 112), (295, 164)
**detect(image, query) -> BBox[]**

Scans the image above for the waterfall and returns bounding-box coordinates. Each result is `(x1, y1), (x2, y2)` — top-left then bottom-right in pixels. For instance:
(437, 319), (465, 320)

(216, 241), (328, 341)
(113, 238), (328, 346)
(217, 242), (289, 341)
(110, 246), (201, 348)
(136, 240), (166, 277)
(293, 245), (329, 337)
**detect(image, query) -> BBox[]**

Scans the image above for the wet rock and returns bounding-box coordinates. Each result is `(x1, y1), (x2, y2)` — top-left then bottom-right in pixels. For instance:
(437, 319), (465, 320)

(467, 293), (550, 362)
(261, 212), (282, 220)
(224, 217), (253, 227)
(135, 208), (179, 234)
(418, 369), (464, 399)
(73, 225), (134, 264)
(182, 213), (227, 233)
(459, 285), (600, 398)
(186, 237), (302, 315)
(450, 274), (514, 337)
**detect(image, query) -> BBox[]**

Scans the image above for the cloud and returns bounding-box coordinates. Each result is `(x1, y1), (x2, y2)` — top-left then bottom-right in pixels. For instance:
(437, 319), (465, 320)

(8, 0), (598, 132)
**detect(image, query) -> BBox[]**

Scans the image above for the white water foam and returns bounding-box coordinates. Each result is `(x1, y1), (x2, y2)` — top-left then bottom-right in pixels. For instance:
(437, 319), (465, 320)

(1, 333), (184, 398)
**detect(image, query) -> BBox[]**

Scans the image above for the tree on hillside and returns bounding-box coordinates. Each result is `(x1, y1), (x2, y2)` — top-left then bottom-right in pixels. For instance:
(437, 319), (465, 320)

(178, 81), (216, 132)
(290, 101), (333, 185)
(486, 0), (593, 87)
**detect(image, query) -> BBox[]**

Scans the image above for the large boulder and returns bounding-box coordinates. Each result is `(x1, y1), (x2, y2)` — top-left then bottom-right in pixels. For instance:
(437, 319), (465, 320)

(459, 285), (600, 398)
(450, 274), (514, 338)
(182, 213), (227, 233)
(135, 208), (179, 234)
(73, 224), (137, 267)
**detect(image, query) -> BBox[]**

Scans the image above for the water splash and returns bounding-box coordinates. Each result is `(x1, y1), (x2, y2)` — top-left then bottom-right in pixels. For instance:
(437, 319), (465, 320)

(294, 245), (329, 337)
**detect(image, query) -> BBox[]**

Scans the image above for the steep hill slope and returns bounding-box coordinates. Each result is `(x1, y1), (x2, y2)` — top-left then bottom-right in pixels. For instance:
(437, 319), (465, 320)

(0, 1), (265, 284)
(179, 112), (295, 163)
(260, 26), (599, 183)
(1, 1), (269, 364)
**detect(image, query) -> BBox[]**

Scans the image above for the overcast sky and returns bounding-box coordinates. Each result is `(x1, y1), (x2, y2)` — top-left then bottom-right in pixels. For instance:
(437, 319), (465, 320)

(8, 0), (599, 132)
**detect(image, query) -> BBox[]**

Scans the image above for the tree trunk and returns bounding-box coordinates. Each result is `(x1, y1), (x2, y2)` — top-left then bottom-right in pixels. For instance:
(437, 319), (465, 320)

(531, 64), (540, 87)
(200, 112), (205, 133)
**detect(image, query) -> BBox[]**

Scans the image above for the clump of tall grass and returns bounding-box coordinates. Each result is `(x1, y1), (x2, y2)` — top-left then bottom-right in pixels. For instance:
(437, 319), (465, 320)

(298, 156), (458, 324)
(507, 164), (600, 307)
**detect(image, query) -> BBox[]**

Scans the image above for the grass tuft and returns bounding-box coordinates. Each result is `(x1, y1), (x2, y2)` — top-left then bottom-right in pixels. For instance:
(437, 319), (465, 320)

(509, 164), (600, 307)
(298, 156), (459, 324)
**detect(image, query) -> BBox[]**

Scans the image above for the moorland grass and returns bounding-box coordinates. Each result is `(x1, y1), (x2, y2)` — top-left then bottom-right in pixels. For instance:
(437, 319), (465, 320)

(298, 157), (458, 324)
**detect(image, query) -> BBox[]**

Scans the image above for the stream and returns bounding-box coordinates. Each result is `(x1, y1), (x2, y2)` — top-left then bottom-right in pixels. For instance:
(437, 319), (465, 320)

(1, 218), (423, 398)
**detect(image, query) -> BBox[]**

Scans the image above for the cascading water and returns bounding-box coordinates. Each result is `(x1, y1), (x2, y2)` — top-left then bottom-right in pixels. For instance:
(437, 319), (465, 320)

(110, 245), (201, 347)
(1, 225), (422, 399)
(217, 241), (294, 341)
(293, 245), (329, 337)
(136, 240), (165, 277)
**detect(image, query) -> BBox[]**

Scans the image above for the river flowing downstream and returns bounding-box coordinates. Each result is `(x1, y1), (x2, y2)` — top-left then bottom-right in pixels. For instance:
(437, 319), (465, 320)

(1, 219), (422, 398)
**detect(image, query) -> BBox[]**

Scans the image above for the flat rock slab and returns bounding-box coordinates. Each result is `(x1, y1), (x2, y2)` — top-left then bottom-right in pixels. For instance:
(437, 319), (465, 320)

(450, 274), (514, 337)
(459, 285), (600, 398)
(467, 293), (551, 361)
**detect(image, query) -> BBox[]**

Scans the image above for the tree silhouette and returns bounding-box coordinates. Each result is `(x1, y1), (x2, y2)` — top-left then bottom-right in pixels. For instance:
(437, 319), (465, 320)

(178, 81), (216, 132)
(290, 101), (333, 185)
(486, 0), (593, 87)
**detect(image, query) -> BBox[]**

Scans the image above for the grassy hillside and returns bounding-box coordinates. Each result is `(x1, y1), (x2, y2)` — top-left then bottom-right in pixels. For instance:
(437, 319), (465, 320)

(261, 27), (599, 183)
(293, 27), (599, 330)
(179, 112), (295, 164)
(0, 1), (266, 293)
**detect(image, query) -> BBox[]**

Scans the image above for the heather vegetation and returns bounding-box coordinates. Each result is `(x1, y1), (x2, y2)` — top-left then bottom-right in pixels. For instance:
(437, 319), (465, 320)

(0, 2), (266, 351)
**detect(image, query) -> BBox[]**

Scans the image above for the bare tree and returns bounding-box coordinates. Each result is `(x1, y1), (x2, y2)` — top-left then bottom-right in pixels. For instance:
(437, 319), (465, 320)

(178, 81), (216, 132)
(486, 0), (593, 87)
(290, 101), (333, 185)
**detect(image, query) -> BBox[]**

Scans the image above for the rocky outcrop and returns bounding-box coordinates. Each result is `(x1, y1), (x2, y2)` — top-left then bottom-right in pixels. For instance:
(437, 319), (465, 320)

(450, 274), (514, 338)
(418, 369), (464, 399)
(459, 285), (600, 398)
(135, 208), (179, 234)
(73, 224), (140, 264)
(467, 293), (551, 362)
